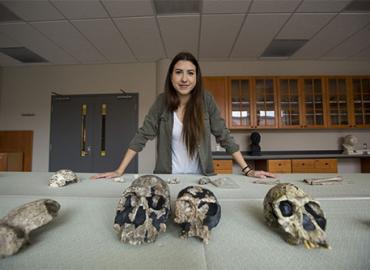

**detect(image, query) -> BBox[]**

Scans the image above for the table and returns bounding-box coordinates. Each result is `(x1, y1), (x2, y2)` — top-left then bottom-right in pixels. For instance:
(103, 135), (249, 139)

(1, 172), (369, 269)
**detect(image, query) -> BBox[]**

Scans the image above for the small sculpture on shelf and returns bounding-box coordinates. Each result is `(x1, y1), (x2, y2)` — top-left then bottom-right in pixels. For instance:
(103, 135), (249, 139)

(342, 135), (358, 155)
(249, 131), (261, 156)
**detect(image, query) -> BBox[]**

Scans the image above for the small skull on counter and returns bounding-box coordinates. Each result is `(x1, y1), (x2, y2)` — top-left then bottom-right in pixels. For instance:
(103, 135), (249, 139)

(263, 183), (329, 249)
(174, 186), (221, 244)
(49, 169), (79, 188)
(113, 175), (171, 245)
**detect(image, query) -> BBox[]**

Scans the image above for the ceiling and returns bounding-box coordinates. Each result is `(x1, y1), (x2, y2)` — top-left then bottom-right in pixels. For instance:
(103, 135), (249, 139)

(0, 0), (370, 67)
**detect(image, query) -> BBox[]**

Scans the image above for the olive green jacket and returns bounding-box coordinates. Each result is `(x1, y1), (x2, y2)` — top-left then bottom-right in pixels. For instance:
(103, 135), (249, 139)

(128, 91), (239, 175)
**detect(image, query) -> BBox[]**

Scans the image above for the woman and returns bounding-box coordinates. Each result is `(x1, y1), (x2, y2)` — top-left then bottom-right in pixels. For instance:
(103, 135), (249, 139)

(92, 52), (274, 179)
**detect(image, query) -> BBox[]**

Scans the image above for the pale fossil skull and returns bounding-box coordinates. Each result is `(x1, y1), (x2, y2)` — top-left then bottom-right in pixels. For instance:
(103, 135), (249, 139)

(174, 186), (221, 244)
(263, 183), (329, 249)
(113, 175), (171, 245)
(0, 199), (60, 258)
(49, 169), (79, 188)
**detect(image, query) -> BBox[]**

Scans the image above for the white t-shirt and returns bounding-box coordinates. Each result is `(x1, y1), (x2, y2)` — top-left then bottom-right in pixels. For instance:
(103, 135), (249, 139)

(171, 112), (201, 174)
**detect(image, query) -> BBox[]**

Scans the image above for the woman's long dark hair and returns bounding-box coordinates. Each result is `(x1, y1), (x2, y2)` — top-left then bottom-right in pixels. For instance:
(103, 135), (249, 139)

(164, 52), (204, 158)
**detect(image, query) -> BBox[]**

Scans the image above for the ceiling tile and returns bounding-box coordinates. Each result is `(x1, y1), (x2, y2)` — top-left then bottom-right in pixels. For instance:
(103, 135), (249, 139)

(277, 13), (335, 39)
(1, 1), (64, 21)
(293, 13), (370, 59)
(323, 24), (370, 59)
(157, 15), (199, 58)
(297, 0), (352, 12)
(250, 0), (301, 13)
(102, 0), (154, 17)
(200, 14), (244, 58)
(72, 19), (136, 63)
(114, 17), (165, 61)
(202, 0), (251, 14)
(0, 32), (20, 47)
(0, 22), (77, 64)
(31, 21), (107, 64)
(231, 14), (290, 58)
(51, 0), (109, 20)
(352, 46), (370, 59)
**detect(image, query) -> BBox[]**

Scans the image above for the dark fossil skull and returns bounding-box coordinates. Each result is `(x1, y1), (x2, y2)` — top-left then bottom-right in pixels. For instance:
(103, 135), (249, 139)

(263, 183), (329, 249)
(113, 175), (171, 245)
(174, 186), (221, 244)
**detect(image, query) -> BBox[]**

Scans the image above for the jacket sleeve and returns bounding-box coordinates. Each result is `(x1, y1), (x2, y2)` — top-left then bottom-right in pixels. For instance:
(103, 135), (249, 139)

(205, 91), (240, 154)
(128, 94), (165, 152)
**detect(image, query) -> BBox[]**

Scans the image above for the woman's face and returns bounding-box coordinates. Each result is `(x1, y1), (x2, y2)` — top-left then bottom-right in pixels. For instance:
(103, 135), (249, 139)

(171, 60), (197, 97)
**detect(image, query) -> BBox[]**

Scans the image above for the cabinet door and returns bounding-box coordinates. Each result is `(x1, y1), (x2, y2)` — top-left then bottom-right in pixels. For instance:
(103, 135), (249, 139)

(351, 77), (370, 128)
(254, 78), (278, 128)
(326, 77), (351, 128)
(229, 78), (253, 128)
(212, 160), (233, 174)
(302, 78), (326, 128)
(203, 77), (228, 125)
(277, 78), (301, 128)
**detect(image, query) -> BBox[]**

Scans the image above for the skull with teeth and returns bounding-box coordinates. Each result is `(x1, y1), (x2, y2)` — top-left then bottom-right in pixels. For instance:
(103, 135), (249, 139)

(113, 175), (171, 245)
(174, 186), (221, 244)
(263, 183), (330, 249)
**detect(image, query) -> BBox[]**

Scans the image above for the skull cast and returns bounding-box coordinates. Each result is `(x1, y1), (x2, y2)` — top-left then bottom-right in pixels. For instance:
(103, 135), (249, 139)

(263, 183), (330, 249)
(49, 169), (79, 188)
(0, 199), (61, 258)
(113, 175), (171, 245)
(174, 186), (221, 244)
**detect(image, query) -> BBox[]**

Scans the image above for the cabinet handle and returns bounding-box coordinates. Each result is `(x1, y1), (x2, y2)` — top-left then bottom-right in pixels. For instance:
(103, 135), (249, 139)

(100, 104), (107, 157)
(80, 104), (88, 157)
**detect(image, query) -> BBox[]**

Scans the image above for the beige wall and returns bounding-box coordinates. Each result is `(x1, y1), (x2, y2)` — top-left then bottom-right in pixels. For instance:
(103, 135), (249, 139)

(0, 59), (369, 172)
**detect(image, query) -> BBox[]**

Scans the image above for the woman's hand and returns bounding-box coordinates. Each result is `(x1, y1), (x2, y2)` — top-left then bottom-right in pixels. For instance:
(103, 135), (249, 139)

(90, 171), (122, 180)
(247, 170), (276, 179)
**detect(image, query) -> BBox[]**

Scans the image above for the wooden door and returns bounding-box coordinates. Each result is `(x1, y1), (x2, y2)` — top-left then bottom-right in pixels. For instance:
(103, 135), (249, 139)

(277, 78), (301, 128)
(254, 77), (278, 128)
(351, 77), (370, 128)
(203, 77), (228, 125)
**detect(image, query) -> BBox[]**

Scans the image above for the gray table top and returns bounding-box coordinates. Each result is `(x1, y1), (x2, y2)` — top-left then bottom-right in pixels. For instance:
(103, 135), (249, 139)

(1, 172), (370, 269)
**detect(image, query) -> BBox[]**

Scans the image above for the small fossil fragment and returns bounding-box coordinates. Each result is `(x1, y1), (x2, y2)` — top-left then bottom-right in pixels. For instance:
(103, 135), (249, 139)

(0, 199), (61, 258)
(49, 169), (79, 187)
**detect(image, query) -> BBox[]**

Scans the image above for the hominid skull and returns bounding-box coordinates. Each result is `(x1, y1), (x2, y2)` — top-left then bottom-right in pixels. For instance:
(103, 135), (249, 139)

(174, 186), (221, 244)
(113, 175), (171, 245)
(49, 169), (79, 187)
(263, 183), (329, 249)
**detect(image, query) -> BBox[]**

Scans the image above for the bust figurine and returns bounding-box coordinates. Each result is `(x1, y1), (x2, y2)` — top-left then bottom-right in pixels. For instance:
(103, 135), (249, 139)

(342, 135), (358, 155)
(250, 132), (261, 156)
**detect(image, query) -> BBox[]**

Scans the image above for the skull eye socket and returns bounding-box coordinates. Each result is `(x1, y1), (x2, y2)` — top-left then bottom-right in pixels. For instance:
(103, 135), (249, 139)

(279, 200), (293, 217)
(304, 202), (326, 230)
(302, 214), (316, 231)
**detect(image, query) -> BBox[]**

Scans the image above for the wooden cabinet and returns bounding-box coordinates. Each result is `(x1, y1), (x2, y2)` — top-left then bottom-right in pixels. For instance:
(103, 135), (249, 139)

(292, 159), (337, 173)
(229, 77), (277, 129)
(0, 152), (23, 171)
(203, 77), (228, 125)
(213, 159), (233, 174)
(351, 77), (370, 128)
(255, 158), (337, 173)
(203, 75), (369, 130)
(255, 159), (291, 173)
(326, 77), (352, 128)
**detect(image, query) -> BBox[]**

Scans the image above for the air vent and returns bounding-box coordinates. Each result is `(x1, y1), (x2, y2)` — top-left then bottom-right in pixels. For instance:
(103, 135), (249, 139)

(261, 39), (308, 58)
(0, 2), (22, 22)
(0, 47), (48, 63)
(344, 0), (370, 12)
(153, 0), (201, 14)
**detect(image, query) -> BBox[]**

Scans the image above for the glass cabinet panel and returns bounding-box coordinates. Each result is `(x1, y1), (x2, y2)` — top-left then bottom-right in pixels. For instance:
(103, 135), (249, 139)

(255, 78), (276, 127)
(327, 78), (350, 127)
(302, 78), (325, 127)
(230, 79), (252, 127)
(352, 77), (370, 127)
(278, 78), (300, 127)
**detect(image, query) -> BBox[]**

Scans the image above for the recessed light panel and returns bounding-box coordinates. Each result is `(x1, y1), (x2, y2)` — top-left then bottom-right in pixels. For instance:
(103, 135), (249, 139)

(0, 47), (48, 63)
(154, 0), (200, 14)
(261, 39), (308, 57)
